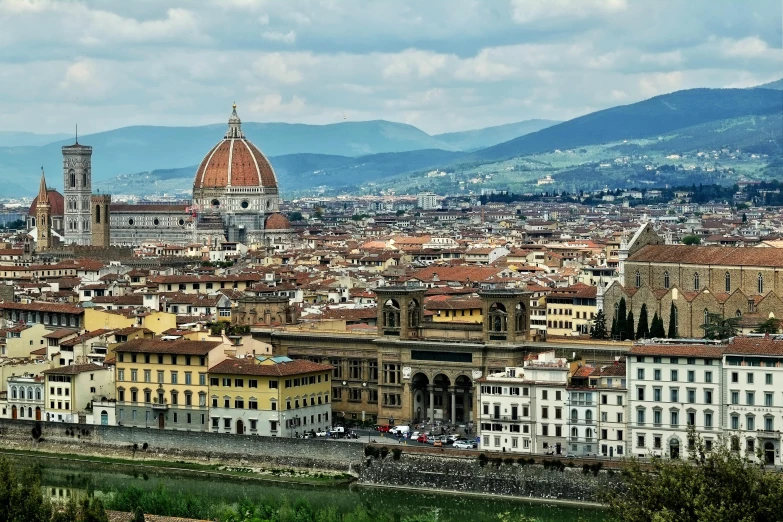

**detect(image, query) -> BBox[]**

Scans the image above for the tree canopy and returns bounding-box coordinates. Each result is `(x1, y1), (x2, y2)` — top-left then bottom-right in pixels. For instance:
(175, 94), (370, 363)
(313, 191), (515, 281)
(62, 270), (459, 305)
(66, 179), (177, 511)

(681, 234), (701, 245)
(701, 312), (740, 340)
(604, 428), (783, 522)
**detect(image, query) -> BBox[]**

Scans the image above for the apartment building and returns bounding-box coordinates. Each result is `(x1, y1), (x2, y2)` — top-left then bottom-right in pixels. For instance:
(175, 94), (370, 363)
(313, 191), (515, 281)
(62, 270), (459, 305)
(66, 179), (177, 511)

(627, 343), (723, 459)
(594, 363), (628, 458)
(43, 363), (113, 423)
(114, 339), (225, 430)
(208, 355), (332, 437)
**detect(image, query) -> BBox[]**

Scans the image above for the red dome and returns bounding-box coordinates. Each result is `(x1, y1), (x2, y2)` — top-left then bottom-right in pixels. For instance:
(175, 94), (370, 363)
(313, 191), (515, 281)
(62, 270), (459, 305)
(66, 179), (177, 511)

(192, 104), (278, 191)
(265, 213), (291, 230)
(28, 189), (64, 217)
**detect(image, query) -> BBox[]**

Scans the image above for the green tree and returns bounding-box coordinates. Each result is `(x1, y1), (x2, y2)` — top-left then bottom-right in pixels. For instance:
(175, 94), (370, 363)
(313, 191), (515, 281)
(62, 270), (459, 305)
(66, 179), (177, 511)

(668, 303), (678, 338)
(0, 458), (52, 522)
(682, 234), (701, 245)
(604, 427), (783, 522)
(132, 507), (145, 522)
(625, 310), (635, 341)
(636, 304), (649, 339)
(617, 298), (627, 340)
(650, 311), (666, 338)
(742, 212), (748, 223)
(396, 209), (405, 216)
(610, 317), (618, 340)
(288, 211), (303, 222)
(591, 310), (607, 339)
(702, 312), (739, 340)
(754, 318), (781, 334)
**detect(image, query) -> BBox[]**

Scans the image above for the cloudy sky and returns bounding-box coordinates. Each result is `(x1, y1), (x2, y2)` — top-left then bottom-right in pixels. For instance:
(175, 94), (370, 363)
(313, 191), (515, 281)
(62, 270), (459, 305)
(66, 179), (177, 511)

(1, 0), (781, 135)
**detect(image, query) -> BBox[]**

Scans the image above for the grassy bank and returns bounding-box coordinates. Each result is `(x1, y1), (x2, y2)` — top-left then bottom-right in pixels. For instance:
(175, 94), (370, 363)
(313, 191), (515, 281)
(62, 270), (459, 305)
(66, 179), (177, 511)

(0, 448), (354, 486)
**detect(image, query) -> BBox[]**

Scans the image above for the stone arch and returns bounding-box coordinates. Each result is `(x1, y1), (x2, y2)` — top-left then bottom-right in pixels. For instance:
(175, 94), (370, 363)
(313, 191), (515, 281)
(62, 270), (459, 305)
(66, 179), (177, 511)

(382, 298), (401, 328)
(488, 302), (507, 333)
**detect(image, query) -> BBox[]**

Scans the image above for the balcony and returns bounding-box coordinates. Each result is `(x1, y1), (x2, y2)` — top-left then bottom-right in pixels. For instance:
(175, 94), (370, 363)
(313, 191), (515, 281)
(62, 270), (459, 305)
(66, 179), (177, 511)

(152, 397), (169, 410)
(757, 429), (780, 438)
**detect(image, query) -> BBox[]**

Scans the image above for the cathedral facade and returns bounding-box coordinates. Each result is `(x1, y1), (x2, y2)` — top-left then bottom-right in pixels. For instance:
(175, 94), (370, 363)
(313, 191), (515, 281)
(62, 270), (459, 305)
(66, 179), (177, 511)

(29, 104), (292, 250)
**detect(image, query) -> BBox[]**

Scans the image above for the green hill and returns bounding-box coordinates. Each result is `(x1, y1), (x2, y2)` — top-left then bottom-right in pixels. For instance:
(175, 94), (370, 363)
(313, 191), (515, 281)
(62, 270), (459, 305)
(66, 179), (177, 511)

(756, 78), (783, 90)
(473, 88), (783, 161)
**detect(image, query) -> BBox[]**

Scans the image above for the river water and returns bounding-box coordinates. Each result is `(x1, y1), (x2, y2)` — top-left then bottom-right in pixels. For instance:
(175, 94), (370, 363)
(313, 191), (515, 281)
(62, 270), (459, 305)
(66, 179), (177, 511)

(9, 454), (612, 522)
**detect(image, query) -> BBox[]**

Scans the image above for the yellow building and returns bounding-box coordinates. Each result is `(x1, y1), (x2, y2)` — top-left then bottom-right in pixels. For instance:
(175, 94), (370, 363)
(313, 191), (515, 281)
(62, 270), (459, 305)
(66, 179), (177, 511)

(546, 284), (598, 337)
(3, 323), (51, 358)
(114, 339), (225, 430)
(426, 296), (483, 324)
(84, 308), (177, 336)
(208, 355), (332, 436)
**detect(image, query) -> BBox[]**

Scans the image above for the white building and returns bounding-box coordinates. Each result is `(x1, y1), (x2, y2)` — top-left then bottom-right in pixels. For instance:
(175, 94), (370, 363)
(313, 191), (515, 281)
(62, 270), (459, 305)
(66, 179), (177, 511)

(417, 192), (439, 210)
(627, 343), (722, 459)
(7, 373), (44, 421)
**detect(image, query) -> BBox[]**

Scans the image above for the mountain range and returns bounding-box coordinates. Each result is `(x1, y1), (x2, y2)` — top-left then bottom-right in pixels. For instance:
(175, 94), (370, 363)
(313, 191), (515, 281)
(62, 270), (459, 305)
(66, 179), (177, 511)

(1, 78), (781, 198)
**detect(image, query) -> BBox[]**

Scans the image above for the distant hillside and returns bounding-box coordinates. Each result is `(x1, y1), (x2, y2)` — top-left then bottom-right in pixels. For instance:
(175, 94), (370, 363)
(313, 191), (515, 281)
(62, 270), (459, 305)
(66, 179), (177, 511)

(0, 119), (459, 195)
(473, 88), (783, 161)
(433, 119), (560, 151)
(756, 78), (783, 90)
(95, 149), (467, 197)
(0, 131), (71, 147)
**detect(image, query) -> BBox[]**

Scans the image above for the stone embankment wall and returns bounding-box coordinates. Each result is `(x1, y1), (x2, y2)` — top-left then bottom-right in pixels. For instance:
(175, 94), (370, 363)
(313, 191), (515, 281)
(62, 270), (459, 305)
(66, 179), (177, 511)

(0, 419), (363, 473)
(359, 452), (622, 503)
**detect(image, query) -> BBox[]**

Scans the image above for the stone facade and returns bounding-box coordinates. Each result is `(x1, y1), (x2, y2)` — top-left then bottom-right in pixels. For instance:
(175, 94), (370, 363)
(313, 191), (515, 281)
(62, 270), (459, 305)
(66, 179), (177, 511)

(604, 223), (783, 338)
(91, 194), (111, 248)
(62, 142), (93, 245)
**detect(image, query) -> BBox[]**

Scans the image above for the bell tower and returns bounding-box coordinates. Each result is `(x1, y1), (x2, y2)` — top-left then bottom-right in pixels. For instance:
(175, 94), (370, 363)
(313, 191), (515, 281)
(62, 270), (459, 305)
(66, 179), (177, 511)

(63, 133), (93, 245)
(91, 193), (111, 248)
(35, 169), (52, 251)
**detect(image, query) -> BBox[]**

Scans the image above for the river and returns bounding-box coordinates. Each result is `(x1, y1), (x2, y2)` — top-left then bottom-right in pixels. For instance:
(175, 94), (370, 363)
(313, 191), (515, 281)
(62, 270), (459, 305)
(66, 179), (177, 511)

(7, 454), (612, 522)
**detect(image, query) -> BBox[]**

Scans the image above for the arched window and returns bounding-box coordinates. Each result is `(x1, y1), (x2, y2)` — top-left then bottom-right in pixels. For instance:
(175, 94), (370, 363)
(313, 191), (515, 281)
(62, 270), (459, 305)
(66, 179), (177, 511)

(663, 271), (670, 289)
(725, 272), (731, 292)
(635, 270), (641, 288)
(69, 170), (75, 188)
(571, 427), (578, 437)
(758, 273), (764, 294)
(704, 309), (709, 327)
(571, 408), (578, 421)
(586, 428), (593, 438)
(11, 387), (16, 400)
(95, 205), (101, 224)
(736, 310), (742, 317)
(35, 388), (41, 401)
(614, 303), (619, 320)
(27, 388), (33, 400)
(82, 172), (87, 187)
(585, 410), (593, 422)
(693, 272), (700, 291)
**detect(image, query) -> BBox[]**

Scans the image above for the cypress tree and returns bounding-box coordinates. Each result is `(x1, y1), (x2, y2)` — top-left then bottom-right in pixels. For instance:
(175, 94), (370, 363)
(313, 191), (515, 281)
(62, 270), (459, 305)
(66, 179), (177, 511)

(625, 310), (635, 341)
(610, 317), (618, 340)
(617, 298), (627, 341)
(668, 302), (678, 338)
(650, 311), (665, 338)
(637, 304), (650, 339)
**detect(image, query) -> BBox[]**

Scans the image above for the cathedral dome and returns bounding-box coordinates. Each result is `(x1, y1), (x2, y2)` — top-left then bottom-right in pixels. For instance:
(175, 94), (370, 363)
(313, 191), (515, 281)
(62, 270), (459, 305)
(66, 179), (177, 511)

(193, 104), (278, 191)
(265, 212), (291, 230)
(28, 189), (64, 217)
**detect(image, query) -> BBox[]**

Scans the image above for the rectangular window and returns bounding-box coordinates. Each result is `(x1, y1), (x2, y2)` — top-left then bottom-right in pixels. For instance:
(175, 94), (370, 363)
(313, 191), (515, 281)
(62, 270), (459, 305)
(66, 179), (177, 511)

(118, 369), (125, 382)
(748, 373), (754, 384)
(766, 373), (773, 385)
(185, 373), (192, 385)
(235, 379), (243, 388)
(130, 369), (137, 382)
(637, 387), (645, 401)
(268, 380), (277, 389)
(687, 389), (695, 403)
(670, 370), (678, 382)
(687, 371), (695, 383)
(731, 416), (739, 430)
(211, 377), (219, 386)
(705, 371), (712, 383)
(170, 372), (178, 385)
(637, 435), (645, 448)
(653, 388), (661, 402)
(731, 372), (739, 383)
(158, 371), (165, 384)
(144, 370), (151, 383)
(637, 369), (645, 380)
(705, 390), (713, 404)
(731, 391), (739, 405)
(637, 409), (645, 425)
(670, 411), (679, 427)
(747, 416), (755, 431)
(541, 407), (548, 419)
(705, 412), (713, 428)
(653, 409), (661, 425)
(199, 374), (206, 386)
(766, 393), (774, 407)
(249, 379), (258, 388)
(671, 388), (679, 402)
(747, 392), (755, 406)
(653, 369), (661, 381)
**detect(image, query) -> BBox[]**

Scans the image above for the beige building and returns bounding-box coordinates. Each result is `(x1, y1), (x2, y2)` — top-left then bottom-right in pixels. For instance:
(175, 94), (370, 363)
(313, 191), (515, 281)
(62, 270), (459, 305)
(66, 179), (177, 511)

(43, 363), (114, 422)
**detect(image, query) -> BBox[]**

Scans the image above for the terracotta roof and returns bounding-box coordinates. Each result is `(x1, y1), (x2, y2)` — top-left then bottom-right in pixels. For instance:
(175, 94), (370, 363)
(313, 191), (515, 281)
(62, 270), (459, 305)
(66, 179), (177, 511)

(43, 328), (78, 339)
(265, 212), (291, 230)
(0, 301), (83, 314)
(42, 363), (107, 375)
(597, 362), (626, 377)
(629, 344), (724, 358)
(629, 244), (783, 268)
(92, 295), (143, 306)
(209, 357), (332, 376)
(61, 329), (114, 347)
(116, 339), (221, 355)
(28, 189), (65, 217)
(194, 136), (277, 189)
(724, 337), (783, 356)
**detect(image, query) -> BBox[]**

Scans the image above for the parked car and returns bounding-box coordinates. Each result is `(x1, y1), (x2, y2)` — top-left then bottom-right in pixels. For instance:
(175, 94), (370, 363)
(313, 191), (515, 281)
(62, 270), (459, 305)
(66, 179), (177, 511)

(315, 429), (328, 437)
(453, 440), (473, 449)
(410, 431), (420, 440)
(446, 434), (461, 443)
(416, 434), (429, 443)
(375, 424), (390, 433)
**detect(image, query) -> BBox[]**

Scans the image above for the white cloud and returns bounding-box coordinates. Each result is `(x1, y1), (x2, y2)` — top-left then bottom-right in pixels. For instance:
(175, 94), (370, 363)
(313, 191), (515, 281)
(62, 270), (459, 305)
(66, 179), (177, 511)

(381, 49), (449, 80)
(250, 93), (306, 115)
(262, 30), (296, 44)
(509, 0), (627, 24)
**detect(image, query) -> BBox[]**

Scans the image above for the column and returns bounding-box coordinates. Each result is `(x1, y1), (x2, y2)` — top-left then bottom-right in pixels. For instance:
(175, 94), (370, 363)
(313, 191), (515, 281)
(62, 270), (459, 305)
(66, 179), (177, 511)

(450, 387), (456, 425)
(428, 385), (435, 423)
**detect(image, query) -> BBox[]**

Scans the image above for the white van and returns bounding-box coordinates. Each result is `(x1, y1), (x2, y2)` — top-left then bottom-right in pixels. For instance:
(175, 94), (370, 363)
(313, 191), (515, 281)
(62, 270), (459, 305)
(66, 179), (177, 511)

(389, 425), (410, 435)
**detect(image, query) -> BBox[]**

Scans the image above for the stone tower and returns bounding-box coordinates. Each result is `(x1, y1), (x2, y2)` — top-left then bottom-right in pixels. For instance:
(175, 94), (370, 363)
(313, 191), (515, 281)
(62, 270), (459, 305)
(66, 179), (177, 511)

(35, 169), (52, 251)
(91, 193), (111, 248)
(62, 140), (93, 245)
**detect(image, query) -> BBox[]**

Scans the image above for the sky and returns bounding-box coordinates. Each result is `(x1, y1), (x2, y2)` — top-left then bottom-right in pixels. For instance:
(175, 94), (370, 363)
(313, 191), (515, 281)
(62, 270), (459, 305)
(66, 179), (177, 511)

(0, 0), (781, 135)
